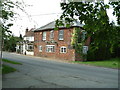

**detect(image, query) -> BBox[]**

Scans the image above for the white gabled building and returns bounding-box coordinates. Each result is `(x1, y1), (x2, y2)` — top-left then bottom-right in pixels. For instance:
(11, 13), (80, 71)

(16, 28), (34, 55)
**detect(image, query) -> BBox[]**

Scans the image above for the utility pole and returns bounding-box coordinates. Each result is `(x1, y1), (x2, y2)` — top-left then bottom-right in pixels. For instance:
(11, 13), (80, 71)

(0, 22), (2, 66)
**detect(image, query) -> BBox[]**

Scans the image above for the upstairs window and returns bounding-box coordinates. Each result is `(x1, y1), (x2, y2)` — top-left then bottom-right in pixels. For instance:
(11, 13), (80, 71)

(39, 45), (42, 52)
(82, 31), (87, 41)
(42, 32), (46, 40)
(26, 37), (29, 40)
(50, 30), (54, 39)
(60, 46), (67, 53)
(78, 31), (87, 43)
(78, 35), (81, 43)
(58, 30), (64, 40)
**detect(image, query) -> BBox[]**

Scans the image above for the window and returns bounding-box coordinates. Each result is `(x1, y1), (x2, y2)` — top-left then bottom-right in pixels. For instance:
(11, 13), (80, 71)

(78, 35), (82, 43)
(78, 31), (87, 43)
(46, 45), (55, 52)
(42, 32), (46, 40)
(58, 30), (64, 40)
(50, 30), (54, 39)
(27, 45), (33, 51)
(83, 46), (88, 54)
(82, 31), (87, 41)
(39, 45), (42, 52)
(60, 46), (67, 53)
(26, 37), (29, 40)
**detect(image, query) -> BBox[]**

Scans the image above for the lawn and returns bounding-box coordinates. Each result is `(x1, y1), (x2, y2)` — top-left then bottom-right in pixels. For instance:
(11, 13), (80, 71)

(2, 59), (22, 65)
(71, 58), (120, 69)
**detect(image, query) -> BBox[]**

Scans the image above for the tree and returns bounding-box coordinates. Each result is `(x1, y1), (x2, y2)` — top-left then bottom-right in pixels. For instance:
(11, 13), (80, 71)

(0, 0), (14, 60)
(0, 0), (26, 60)
(3, 35), (22, 52)
(56, 1), (120, 60)
(1, 0), (27, 37)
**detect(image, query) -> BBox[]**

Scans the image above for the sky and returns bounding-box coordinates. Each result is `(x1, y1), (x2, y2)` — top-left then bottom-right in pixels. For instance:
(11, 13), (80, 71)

(10, 0), (117, 36)
(10, 0), (62, 36)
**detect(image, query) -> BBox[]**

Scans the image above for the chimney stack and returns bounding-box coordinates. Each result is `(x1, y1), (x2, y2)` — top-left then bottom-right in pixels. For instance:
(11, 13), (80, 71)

(26, 28), (28, 34)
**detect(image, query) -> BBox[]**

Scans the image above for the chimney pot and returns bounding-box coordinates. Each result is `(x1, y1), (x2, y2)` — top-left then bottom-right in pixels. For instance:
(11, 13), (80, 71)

(26, 28), (28, 34)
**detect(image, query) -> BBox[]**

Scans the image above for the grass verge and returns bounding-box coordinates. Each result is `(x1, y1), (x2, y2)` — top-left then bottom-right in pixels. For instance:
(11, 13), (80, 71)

(2, 59), (22, 65)
(70, 58), (120, 69)
(2, 64), (16, 74)
(2, 59), (22, 74)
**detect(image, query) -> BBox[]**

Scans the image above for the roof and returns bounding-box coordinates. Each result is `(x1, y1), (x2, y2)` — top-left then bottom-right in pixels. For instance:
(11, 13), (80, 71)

(24, 28), (34, 37)
(34, 21), (84, 31)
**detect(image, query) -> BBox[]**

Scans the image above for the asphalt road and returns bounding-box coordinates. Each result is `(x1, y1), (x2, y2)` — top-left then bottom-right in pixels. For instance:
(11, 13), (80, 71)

(2, 52), (118, 88)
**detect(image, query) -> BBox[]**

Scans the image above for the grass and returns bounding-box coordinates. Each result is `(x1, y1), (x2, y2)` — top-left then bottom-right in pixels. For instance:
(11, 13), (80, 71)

(2, 64), (16, 74)
(2, 59), (22, 74)
(70, 58), (120, 69)
(2, 59), (22, 65)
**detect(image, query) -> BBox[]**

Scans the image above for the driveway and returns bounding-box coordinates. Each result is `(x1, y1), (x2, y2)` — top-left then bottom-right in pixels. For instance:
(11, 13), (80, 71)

(2, 52), (119, 88)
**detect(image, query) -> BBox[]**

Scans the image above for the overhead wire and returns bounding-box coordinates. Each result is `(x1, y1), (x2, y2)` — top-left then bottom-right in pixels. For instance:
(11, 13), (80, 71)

(20, 12), (62, 17)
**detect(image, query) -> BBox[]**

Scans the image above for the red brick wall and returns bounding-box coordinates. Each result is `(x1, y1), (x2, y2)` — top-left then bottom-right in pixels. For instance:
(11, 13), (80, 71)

(34, 28), (91, 61)
(75, 36), (91, 61)
(34, 28), (76, 61)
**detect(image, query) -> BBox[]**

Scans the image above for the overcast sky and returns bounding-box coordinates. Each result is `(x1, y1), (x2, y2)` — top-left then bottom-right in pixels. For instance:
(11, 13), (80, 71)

(10, 0), (117, 36)
(10, 0), (62, 36)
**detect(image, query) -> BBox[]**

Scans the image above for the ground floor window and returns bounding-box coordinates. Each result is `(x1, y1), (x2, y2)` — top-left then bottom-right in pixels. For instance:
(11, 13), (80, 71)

(60, 46), (67, 53)
(39, 45), (42, 52)
(27, 44), (33, 51)
(83, 46), (88, 54)
(46, 45), (55, 52)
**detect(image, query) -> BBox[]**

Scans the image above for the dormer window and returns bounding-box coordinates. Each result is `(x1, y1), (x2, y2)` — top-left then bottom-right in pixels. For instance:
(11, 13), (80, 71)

(42, 32), (46, 40)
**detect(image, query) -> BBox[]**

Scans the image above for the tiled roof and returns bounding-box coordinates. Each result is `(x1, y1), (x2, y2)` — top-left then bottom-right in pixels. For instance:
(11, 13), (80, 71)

(34, 21), (84, 31)
(24, 28), (34, 37)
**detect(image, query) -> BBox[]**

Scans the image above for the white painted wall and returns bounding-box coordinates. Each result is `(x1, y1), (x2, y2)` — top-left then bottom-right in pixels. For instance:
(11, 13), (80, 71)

(24, 36), (34, 41)
(25, 51), (34, 55)
(22, 43), (34, 55)
(21, 36), (34, 55)
(16, 36), (34, 55)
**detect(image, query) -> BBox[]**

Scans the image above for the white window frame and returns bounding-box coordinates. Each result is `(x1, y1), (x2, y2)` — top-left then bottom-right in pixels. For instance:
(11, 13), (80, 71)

(42, 32), (46, 40)
(83, 46), (88, 54)
(58, 30), (64, 40)
(82, 31), (87, 41)
(60, 46), (67, 53)
(27, 45), (33, 50)
(46, 45), (55, 53)
(39, 45), (42, 52)
(50, 30), (54, 39)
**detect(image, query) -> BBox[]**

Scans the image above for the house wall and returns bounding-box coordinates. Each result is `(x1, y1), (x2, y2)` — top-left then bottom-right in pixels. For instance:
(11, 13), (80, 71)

(25, 51), (34, 55)
(34, 28), (91, 61)
(75, 36), (91, 61)
(34, 28), (76, 61)
(22, 36), (34, 55)
(24, 36), (34, 41)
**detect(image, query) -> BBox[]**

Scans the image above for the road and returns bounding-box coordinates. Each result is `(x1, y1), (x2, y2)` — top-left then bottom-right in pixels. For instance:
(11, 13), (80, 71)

(2, 52), (118, 88)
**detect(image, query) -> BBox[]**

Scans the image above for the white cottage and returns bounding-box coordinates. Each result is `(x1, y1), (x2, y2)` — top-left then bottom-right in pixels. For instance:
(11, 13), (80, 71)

(16, 28), (34, 55)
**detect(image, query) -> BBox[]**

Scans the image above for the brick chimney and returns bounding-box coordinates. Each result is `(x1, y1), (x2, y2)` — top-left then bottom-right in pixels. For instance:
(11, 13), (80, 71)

(25, 28), (28, 34)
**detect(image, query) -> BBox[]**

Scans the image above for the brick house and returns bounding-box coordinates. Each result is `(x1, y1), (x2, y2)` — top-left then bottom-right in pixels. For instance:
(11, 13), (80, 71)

(34, 21), (90, 61)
